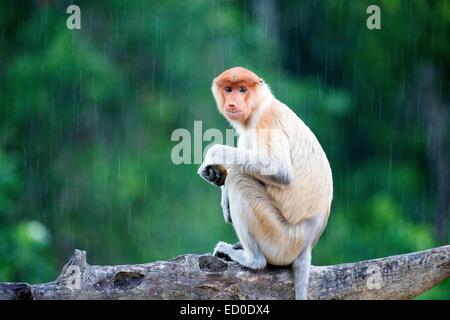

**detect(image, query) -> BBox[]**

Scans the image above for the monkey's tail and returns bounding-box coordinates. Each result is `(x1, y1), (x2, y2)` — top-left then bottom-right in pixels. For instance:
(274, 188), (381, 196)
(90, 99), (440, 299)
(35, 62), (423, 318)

(292, 246), (312, 300)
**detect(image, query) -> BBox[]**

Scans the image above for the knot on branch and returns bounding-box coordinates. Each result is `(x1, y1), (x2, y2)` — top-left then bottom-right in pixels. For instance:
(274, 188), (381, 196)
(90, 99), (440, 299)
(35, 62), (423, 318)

(112, 271), (145, 289)
(56, 249), (87, 283)
(0, 283), (33, 300)
(198, 255), (228, 272)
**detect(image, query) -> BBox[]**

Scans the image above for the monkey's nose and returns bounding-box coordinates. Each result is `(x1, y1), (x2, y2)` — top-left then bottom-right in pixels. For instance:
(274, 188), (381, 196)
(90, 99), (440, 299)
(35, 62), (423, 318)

(228, 104), (236, 109)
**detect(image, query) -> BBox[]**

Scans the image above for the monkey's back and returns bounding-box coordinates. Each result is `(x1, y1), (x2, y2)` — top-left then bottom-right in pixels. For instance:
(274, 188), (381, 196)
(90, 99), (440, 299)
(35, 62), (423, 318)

(236, 99), (333, 266)
(266, 100), (333, 227)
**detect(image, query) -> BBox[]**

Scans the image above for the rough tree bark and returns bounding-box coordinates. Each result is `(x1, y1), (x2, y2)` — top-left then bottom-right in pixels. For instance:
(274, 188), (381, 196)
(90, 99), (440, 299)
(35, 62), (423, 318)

(0, 245), (449, 300)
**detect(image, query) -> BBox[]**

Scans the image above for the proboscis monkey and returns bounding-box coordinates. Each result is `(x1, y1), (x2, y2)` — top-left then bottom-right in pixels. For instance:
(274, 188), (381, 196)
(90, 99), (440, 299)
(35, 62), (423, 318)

(198, 67), (333, 300)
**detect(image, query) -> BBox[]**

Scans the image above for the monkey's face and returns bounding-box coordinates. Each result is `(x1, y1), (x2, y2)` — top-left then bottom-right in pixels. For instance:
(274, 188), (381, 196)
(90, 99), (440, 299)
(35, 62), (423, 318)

(212, 67), (261, 124)
(220, 83), (252, 122)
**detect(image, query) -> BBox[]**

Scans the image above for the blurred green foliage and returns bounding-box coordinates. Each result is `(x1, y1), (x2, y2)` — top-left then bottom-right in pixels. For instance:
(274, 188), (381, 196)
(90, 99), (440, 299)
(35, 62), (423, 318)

(0, 0), (448, 298)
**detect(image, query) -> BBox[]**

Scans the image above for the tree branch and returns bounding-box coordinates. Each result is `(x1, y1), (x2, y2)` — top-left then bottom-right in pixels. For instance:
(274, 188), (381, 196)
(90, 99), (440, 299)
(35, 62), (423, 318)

(1, 245), (449, 300)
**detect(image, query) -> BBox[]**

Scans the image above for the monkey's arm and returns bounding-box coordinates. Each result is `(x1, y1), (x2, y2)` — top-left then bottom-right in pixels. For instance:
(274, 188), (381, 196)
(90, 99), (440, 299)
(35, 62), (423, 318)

(198, 139), (293, 186)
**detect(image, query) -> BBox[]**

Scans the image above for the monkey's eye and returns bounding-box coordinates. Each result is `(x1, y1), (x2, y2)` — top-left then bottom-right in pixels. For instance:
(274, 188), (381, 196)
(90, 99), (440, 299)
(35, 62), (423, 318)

(239, 86), (247, 93)
(224, 86), (232, 93)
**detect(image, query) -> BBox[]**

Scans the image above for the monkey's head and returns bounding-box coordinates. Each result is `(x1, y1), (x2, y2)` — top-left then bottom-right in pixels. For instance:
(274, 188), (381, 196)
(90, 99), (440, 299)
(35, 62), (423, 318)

(212, 67), (270, 124)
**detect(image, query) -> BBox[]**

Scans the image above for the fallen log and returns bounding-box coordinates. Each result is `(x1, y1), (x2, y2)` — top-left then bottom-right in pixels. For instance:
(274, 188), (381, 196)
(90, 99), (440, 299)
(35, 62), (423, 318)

(0, 245), (449, 300)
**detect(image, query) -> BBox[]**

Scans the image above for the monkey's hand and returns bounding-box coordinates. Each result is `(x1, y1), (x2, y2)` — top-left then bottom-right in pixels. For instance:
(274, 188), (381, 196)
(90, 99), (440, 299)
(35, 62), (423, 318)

(198, 164), (227, 187)
(198, 145), (229, 186)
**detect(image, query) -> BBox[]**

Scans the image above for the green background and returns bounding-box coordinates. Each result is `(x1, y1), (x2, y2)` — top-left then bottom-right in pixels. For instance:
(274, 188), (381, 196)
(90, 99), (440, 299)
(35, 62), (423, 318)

(0, 0), (449, 298)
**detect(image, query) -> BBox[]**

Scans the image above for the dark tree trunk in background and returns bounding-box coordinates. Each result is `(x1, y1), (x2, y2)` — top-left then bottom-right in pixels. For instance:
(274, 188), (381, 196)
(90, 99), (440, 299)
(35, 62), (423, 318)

(252, 0), (279, 47)
(417, 64), (450, 244)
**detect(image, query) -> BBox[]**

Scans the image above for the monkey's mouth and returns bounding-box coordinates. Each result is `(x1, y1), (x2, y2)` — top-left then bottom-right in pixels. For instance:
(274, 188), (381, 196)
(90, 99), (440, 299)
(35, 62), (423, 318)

(226, 110), (243, 119)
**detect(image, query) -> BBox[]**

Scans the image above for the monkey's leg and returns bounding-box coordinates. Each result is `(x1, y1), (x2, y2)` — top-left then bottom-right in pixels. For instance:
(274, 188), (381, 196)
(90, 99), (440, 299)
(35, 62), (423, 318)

(220, 185), (232, 224)
(213, 172), (267, 270)
(214, 184), (241, 261)
(292, 246), (311, 300)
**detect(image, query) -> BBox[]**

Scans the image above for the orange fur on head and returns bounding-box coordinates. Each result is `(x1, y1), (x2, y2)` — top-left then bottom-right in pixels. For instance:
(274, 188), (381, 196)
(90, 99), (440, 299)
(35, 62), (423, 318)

(212, 67), (263, 124)
(214, 67), (261, 88)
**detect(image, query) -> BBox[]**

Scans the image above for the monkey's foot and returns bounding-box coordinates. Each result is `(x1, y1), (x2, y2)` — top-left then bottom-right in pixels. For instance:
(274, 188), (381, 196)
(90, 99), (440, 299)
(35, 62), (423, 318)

(214, 242), (242, 261)
(214, 251), (232, 261)
(213, 241), (266, 270)
(213, 241), (234, 261)
(232, 242), (243, 250)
